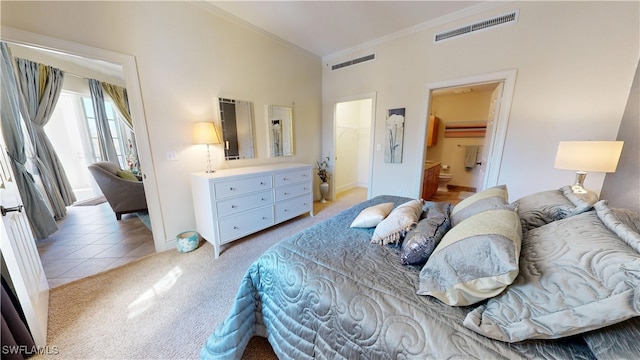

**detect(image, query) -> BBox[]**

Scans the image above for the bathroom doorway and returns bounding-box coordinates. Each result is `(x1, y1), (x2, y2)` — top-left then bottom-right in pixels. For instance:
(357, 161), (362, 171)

(419, 70), (517, 195)
(333, 95), (375, 200)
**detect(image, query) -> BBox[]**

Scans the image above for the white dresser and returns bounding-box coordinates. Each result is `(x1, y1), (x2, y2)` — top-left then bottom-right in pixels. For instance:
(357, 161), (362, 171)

(191, 163), (313, 258)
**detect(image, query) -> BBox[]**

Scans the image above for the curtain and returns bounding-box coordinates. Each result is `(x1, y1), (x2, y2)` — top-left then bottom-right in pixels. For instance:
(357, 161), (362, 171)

(101, 82), (133, 130)
(14, 58), (76, 219)
(88, 79), (119, 165)
(2, 275), (35, 360)
(102, 82), (140, 172)
(1, 42), (58, 240)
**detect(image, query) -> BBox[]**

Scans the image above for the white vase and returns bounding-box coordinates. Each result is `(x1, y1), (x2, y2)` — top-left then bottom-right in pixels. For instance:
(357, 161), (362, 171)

(319, 182), (329, 203)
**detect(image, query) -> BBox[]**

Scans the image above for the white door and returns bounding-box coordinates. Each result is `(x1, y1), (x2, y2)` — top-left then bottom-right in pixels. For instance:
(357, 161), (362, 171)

(0, 137), (49, 346)
(477, 82), (504, 191)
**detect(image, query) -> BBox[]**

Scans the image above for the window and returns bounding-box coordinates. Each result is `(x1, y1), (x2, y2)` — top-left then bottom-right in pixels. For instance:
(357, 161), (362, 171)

(80, 97), (130, 168)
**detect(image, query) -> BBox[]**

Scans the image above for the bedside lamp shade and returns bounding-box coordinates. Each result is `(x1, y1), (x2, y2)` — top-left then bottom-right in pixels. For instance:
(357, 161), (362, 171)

(554, 141), (624, 203)
(193, 122), (221, 173)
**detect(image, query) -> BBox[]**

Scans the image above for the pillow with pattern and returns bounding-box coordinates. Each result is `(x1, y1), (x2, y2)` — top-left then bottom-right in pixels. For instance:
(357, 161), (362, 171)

(464, 201), (640, 342)
(400, 202), (452, 266)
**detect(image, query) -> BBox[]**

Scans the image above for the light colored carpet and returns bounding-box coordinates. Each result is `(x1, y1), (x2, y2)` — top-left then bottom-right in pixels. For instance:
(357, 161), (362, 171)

(36, 188), (366, 360)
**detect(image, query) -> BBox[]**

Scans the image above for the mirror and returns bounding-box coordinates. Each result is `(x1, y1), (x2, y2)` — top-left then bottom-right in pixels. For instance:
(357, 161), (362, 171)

(268, 105), (294, 157)
(218, 98), (255, 160)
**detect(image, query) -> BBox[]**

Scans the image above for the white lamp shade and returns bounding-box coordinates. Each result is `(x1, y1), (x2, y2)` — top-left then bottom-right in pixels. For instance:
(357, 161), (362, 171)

(554, 141), (624, 172)
(192, 122), (221, 145)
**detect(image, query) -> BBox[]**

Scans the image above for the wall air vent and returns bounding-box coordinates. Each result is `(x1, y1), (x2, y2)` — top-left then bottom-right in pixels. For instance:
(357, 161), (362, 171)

(331, 54), (375, 70)
(435, 10), (519, 43)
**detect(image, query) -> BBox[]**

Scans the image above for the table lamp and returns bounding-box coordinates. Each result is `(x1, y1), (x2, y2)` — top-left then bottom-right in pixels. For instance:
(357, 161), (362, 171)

(193, 122), (221, 173)
(554, 141), (624, 203)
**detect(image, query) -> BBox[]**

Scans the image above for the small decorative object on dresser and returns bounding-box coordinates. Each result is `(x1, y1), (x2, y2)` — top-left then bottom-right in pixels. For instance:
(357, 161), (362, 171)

(191, 163), (313, 258)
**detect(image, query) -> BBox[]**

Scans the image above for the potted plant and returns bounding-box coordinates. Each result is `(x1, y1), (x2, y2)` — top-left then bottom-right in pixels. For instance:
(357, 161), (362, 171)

(316, 156), (330, 203)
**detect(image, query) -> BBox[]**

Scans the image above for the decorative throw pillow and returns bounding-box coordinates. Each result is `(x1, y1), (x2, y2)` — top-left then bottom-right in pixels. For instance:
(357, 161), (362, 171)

(350, 202), (394, 228)
(449, 185), (509, 226)
(371, 199), (423, 245)
(400, 202), (452, 266)
(417, 206), (521, 306)
(513, 186), (593, 233)
(463, 201), (640, 342)
(117, 170), (139, 181)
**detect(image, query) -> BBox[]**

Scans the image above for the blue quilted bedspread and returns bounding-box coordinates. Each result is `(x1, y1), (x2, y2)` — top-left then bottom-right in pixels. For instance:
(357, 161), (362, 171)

(201, 196), (593, 359)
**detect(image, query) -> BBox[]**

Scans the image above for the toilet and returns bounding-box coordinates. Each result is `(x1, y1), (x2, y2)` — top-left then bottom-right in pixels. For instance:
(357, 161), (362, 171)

(438, 173), (453, 192)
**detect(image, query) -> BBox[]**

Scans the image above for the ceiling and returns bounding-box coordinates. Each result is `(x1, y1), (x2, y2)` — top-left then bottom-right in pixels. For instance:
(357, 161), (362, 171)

(205, 1), (491, 59)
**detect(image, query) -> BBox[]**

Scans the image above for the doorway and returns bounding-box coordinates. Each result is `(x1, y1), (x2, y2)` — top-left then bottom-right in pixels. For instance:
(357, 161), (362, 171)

(1, 27), (164, 252)
(426, 82), (500, 193)
(419, 70), (517, 194)
(333, 95), (375, 200)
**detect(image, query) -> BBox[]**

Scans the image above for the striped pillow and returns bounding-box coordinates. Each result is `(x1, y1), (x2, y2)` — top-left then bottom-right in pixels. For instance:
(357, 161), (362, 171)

(417, 206), (522, 306)
(450, 185), (509, 226)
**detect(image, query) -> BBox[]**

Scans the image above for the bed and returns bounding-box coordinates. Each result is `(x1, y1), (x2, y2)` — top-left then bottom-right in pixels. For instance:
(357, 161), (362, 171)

(201, 186), (640, 359)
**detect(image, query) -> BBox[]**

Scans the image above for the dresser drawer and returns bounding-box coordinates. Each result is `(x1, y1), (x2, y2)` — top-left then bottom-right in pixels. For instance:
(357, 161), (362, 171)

(219, 206), (274, 244)
(274, 169), (311, 186)
(275, 195), (312, 223)
(275, 183), (311, 201)
(214, 175), (272, 198)
(216, 190), (273, 217)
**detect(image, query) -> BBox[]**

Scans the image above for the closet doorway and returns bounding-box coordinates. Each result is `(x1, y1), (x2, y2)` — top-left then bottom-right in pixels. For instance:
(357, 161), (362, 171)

(333, 94), (375, 200)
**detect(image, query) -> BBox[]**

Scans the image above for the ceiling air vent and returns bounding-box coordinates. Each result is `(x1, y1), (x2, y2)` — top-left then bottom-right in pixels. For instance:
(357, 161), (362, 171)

(331, 54), (375, 71)
(435, 10), (519, 43)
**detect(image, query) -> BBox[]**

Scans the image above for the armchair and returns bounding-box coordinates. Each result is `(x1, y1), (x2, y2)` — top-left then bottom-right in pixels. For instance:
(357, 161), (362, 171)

(88, 162), (147, 220)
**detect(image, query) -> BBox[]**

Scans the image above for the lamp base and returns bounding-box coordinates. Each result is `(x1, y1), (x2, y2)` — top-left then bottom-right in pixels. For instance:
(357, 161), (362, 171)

(570, 171), (598, 204)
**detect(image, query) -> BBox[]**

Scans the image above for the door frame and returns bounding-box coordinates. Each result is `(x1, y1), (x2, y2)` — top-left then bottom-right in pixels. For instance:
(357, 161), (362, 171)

(418, 69), (517, 192)
(331, 92), (377, 200)
(1, 26), (167, 252)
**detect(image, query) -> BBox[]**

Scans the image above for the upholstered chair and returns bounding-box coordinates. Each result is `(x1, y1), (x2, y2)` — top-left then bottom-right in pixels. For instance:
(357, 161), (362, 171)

(87, 162), (147, 220)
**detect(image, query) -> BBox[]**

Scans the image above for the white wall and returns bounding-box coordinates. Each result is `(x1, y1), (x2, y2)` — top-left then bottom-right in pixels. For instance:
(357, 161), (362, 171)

(322, 1), (639, 201)
(2, 1), (322, 250)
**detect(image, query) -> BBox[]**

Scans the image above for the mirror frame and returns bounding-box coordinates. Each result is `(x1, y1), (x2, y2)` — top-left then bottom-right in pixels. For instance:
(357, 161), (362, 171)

(267, 105), (294, 157)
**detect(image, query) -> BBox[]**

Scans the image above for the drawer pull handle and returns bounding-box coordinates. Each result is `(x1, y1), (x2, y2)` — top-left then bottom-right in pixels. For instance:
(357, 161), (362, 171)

(284, 209), (288, 212)
(262, 216), (267, 220)
(260, 182), (265, 185)
(231, 205), (237, 209)
(261, 198), (265, 201)
(233, 226), (239, 230)
(283, 178), (288, 181)
(283, 192), (288, 196)
(229, 187), (235, 191)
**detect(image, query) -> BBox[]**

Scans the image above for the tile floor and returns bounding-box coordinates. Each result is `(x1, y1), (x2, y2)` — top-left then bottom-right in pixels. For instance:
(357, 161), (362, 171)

(36, 201), (155, 288)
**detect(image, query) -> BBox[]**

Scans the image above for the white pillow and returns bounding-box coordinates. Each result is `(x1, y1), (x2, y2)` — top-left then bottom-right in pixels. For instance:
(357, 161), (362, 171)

(371, 199), (423, 245)
(350, 202), (394, 228)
